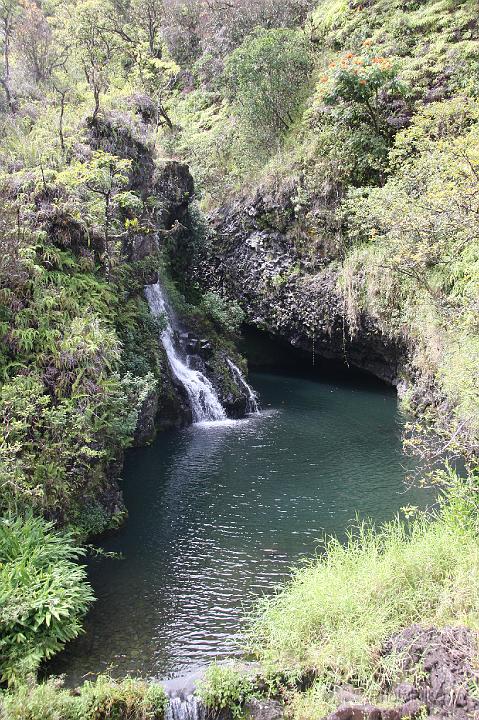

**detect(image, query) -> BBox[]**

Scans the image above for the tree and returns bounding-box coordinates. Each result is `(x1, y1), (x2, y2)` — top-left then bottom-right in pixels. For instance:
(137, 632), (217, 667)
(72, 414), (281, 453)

(14, 0), (57, 84)
(223, 28), (312, 149)
(161, 0), (311, 75)
(323, 52), (404, 140)
(0, 0), (21, 109)
(69, 0), (117, 119)
(131, 0), (163, 56)
(319, 51), (408, 184)
(55, 150), (138, 276)
(161, 0), (200, 65)
(101, 0), (178, 130)
(134, 53), (178, 131)
(51, 79), (68, 153)
(105, 0), (164, 56)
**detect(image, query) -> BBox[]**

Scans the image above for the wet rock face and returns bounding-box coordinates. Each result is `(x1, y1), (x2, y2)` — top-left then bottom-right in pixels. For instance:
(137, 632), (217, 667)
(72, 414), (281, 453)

(201, 188), (403, 386)
(161, 668), (206, 700)
(175, 331), (251, 419)
(86, 114), (195, 267)
(155, 344), (193, 431)
(134, 387), (159, 446)
(333, 700), (436, 720)
(324, 701), (427, 720)
(244, 699), (284, 720)
(153, 160), (195, 230)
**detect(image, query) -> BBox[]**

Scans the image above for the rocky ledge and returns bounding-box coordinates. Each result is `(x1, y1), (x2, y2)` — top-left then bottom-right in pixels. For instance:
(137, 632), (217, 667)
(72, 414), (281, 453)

(325, 625), (479, 720)
(200, 185), (403, 386)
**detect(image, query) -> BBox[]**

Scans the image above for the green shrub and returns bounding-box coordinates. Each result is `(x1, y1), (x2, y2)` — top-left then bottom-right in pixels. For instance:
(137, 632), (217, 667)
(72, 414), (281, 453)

(0, 515), (93, 686)
(314, 51), (409, 185)
(196, 664), (255, 719)
(0, 676), (167, 720)
(200, 292), (245, 335)
(78, 675), (167, 720)
(0, 202), (157, 526)
(0, 679), (77, 720)
(223, 28), (312, 155)
(323, 52), (404, 134)
(0, 366), (155, 525)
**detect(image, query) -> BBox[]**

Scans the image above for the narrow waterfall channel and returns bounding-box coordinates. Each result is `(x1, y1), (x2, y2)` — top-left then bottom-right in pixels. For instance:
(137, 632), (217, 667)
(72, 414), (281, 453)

(145, 282), (227, 423)
(226, 358), (259, 414)
(165, 694), (205, 720)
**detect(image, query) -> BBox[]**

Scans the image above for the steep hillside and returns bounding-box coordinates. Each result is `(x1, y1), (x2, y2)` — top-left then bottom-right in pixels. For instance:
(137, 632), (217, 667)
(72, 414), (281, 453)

(162, 0), (479, 467)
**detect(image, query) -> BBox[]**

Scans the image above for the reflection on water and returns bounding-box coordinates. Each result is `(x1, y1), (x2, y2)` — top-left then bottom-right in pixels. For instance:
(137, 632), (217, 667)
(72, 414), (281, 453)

(50, 371), (431, 684)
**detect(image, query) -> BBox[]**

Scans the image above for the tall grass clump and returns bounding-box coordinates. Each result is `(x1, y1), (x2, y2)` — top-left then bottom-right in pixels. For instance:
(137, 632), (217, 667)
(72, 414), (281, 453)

(0, 675), (168, 720)
(0, 515), (94, 686)
(248, 472), (479, 696)
(196, 664), (256, 719)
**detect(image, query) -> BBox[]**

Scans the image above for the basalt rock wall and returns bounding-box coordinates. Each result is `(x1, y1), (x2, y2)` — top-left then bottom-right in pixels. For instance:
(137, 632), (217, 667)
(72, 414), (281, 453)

(200, 185), (404, 386)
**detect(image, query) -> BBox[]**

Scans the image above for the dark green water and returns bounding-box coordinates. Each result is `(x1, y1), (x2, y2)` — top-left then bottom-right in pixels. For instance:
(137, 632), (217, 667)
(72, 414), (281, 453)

(51, 370), (430, 685)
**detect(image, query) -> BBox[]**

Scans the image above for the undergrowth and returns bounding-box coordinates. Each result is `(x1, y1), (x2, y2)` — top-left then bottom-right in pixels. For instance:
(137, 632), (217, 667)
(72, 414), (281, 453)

(0, 515), (93, 686)
(0, 675), (167, 720)
(248, 469), (479, 712)
(196, 664), (256, 719)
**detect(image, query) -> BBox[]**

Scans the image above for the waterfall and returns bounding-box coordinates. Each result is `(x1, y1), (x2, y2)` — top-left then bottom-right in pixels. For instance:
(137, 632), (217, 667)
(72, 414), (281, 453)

(145, 282), (226, 423)
(165, 695), (205, 720)
(227, 359), (260, 415)
(161, 670), (206, 720)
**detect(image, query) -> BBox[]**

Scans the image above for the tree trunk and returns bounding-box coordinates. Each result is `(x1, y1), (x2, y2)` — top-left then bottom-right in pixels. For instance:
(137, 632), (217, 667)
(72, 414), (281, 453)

(0, 76), (14, 111)
(158, 103), (173, 129)
(93, 86), (100, 120)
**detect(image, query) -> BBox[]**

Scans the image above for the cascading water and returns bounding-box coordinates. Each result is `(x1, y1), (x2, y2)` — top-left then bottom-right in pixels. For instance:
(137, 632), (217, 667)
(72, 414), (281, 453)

(226, 358), (260, 415)
(165, 695), (205, 720)
(145, 282), (226, 423)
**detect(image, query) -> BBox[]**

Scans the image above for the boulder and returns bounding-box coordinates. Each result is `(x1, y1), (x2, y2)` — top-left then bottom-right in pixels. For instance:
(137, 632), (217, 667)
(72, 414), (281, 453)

(244, 698), (284, 720)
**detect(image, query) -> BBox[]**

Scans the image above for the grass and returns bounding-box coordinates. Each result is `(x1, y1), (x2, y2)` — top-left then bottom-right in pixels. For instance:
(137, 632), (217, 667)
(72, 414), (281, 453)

(196, 664), (256, 719)
(0, 675), (167, 720)
(247, 475), (479, 707)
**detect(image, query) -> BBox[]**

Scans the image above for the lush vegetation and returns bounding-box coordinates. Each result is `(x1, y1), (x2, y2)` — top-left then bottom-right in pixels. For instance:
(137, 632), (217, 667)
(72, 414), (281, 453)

(159, 0), (479, 464)
(248, 470), (479, 716)
(223, 28), (312, 159)
(0, 0), (265, 698)
(196, 664), (256, 719)
(0, 674), (167, 720)
(0, 183), (158, 531)
(0, 0), (478, 716)
(0, 515), (93, 686)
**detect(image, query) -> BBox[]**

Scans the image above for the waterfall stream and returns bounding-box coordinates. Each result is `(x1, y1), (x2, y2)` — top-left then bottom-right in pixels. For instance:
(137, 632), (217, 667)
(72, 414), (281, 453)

(227, 358), (259, 414)
(165, 695), (205, 720)
(145, 282), (226, 423)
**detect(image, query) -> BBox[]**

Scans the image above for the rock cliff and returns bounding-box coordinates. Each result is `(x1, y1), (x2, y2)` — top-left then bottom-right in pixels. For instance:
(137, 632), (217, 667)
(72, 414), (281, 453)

(200, 183), (403, 386)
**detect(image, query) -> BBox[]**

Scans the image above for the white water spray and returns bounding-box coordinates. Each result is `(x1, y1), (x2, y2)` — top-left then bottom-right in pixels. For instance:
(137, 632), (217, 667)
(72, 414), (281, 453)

(145, 282), (226, 423)
(165, 695), (205, 720)
(226, 358), (260, 414)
